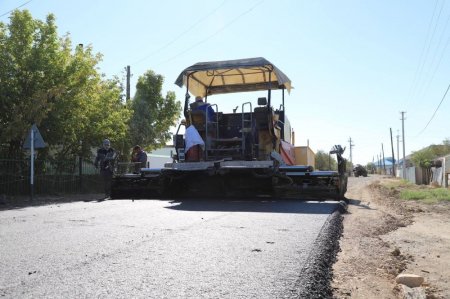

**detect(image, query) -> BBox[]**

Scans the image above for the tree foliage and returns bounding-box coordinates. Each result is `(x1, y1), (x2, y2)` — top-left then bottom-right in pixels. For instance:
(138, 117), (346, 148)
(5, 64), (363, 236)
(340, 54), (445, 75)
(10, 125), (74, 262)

(0, 10), (131, 159)
(0, 11), (60, 154)
(410, 139), (450, 183)
(346, 160), (353, 172)
(366, 162), (376, 173)
(429, 138), (450, 157)
(411, 148), (434, 169)
(129, 70), (181, 150)
(411, 139), (450, 169)
(315, 150), (337, 171)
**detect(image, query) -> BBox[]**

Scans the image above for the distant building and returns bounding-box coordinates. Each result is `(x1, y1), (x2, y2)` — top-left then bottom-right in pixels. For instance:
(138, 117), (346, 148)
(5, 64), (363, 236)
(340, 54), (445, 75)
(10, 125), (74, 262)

(147, 146), (174, 168)
(375, 157), (396, 175)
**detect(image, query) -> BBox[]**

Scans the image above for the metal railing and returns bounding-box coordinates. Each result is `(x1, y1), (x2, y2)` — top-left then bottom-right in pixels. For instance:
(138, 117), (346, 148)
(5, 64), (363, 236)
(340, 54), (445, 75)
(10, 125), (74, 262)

(0, 158), (103, 195)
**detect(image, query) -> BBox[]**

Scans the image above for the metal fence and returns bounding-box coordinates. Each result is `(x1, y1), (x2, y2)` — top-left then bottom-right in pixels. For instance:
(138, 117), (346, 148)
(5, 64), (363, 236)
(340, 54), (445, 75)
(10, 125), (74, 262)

(0, 157), (103, 195)
(431, 154), (450, 187)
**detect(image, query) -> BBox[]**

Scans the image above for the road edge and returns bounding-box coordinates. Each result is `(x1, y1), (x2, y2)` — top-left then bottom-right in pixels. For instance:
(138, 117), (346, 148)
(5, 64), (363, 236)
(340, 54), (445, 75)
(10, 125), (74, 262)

(293, 201), (346, 298)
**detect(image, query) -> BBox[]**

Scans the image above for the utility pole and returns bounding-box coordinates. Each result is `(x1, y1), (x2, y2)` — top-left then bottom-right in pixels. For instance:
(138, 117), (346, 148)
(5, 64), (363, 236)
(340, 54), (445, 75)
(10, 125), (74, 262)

(372, 156), (377, 174)
(401, 111), (406, 179)
(390, 128), (396, 177)
(381, 143), (386, 174)
(348, 137), (355, 164)
(396, 130), (400, 175)
(126, 65), (131, 103)
(30, 129), (34, 202)
(348, 137), (355, 176)
(380, 151), (383, 174)
(377, 154), (380, 173)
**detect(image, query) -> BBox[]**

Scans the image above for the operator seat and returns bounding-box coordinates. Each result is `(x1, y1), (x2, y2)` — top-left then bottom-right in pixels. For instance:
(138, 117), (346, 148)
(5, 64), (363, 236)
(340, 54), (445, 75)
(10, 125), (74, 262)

(190, 109), (207, 131)
(254, 97), (269, 129)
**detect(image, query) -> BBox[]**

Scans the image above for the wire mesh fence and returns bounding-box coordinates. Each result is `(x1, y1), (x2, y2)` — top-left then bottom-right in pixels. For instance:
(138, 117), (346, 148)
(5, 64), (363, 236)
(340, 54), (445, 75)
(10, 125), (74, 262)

(0, 157), (103, 195)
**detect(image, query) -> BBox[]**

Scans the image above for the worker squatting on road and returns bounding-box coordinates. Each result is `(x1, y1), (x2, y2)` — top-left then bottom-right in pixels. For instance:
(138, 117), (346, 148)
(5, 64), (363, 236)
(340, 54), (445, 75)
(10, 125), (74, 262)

(94, 139), (116, 200)
(131, 145), (148, 173)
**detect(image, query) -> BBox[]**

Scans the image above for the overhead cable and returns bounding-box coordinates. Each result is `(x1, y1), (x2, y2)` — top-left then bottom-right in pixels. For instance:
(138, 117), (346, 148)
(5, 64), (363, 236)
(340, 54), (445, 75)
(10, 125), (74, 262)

(405, 0), (439, 108)
(131, 0), (227, 66)
(417, 82), (450, 135)
(152, 0), (264, 68)
(412, 0), (447, 103)
(0, 0), (33, 18)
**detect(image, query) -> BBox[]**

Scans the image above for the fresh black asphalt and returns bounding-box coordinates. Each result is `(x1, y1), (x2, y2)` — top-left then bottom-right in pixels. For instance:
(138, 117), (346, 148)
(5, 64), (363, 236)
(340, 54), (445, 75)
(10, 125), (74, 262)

(0, 198), (343, 298)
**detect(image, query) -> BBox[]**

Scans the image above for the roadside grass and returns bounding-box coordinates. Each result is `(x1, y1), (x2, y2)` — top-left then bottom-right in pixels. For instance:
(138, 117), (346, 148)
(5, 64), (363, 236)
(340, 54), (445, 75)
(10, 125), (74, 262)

(380, 178), (450, 203)
(400, 188), (450, 203)
(382, 179), (412, 189)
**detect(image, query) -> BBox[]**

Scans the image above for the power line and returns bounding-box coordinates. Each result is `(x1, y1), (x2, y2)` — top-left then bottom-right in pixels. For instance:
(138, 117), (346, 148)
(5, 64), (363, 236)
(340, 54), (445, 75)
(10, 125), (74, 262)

(152, 0), (264, 68)
(405, 0), (439, 108)
(417, 82), (450, 135)
(411, 0), (445, 103)
(120, 1), (263, 98)
(0, 0), (33, 18)
(414, 2), (449, 102)
(400, 111), (407, 179)
(417, 18), (450, 102)
(131, 0), (227, 66)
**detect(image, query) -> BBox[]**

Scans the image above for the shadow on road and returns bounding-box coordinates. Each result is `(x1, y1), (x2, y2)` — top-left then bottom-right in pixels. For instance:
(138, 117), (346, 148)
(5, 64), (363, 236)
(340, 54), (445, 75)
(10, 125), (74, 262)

(1, 196), (344, 215)
(0, 194), (105, 211)
(164, 198), (341, 214)
(346, 198), (375, 210)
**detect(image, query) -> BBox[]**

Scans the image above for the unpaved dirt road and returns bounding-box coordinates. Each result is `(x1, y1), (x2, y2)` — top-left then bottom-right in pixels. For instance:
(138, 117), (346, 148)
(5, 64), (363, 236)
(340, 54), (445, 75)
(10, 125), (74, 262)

(333, 175), (450, 299)
(0, 198), (341, 298)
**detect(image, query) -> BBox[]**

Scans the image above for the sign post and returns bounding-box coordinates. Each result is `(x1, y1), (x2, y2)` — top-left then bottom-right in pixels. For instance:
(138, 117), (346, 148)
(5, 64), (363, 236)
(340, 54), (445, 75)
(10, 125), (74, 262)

(23, 124), (46, 202)
(30, 129), (34, 201)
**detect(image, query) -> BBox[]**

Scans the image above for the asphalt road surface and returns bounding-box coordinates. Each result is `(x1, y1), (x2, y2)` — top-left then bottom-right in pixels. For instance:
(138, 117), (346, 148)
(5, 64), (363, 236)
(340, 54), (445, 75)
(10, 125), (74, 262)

(0, 198), (341, 298)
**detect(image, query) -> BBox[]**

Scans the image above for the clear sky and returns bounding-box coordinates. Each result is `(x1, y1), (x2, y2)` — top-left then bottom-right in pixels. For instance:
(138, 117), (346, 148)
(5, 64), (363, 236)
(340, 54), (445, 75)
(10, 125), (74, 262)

(1, 0), (449, 165)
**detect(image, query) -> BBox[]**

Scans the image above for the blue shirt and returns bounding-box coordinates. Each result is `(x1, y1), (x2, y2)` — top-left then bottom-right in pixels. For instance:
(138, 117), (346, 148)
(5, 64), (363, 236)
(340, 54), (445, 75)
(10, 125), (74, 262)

(195, 103), (215, 122)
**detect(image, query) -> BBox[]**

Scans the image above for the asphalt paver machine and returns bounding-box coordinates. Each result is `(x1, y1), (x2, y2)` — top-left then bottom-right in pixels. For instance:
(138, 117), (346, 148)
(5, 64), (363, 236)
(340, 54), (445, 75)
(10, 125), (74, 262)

(111, 57), (347, 200)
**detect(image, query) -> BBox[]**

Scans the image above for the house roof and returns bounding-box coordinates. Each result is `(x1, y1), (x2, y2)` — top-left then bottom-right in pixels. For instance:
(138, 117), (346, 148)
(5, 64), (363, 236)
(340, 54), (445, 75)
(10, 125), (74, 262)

(374, 157), (395, 167)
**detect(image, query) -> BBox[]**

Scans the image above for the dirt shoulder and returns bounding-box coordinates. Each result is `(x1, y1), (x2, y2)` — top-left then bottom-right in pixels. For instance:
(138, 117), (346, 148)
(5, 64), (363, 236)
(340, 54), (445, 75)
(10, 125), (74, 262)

(332, 175), (450, 299)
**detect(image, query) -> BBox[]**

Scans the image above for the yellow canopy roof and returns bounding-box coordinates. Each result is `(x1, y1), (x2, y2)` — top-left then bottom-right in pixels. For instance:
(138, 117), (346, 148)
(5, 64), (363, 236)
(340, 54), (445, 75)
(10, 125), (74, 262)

(175, 57), (292, 97)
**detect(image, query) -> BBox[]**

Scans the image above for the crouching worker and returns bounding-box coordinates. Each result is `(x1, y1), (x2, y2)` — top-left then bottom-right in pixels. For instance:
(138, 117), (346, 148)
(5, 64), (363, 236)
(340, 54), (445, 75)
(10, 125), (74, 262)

(131, 145), (148, 173)
(94, 139), (116, 200)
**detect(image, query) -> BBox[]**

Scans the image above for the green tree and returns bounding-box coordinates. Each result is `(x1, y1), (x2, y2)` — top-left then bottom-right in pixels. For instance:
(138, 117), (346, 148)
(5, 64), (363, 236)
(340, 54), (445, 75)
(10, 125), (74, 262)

(0, 10), (131, 160)
(0, 10), (62, 156)
(366, 162), (376, 174)
(411, 147), (435, 183)
(129, 70), (181, 150)
(410, 139), (450, 183)
(346, 160), (354, 172)
(411, 139), (450, 169)
(315, 150), (337, 170)
(411, 148), (434, 168)
(429, 138), (450, 157)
